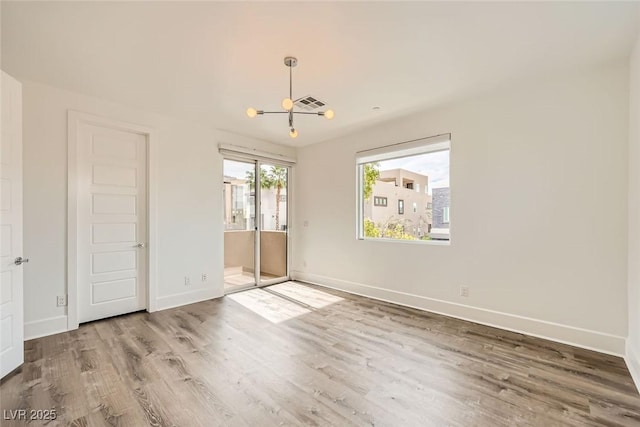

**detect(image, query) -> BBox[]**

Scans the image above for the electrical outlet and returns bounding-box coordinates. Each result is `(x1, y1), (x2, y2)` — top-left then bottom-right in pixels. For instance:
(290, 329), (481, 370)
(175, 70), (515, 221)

(56, 295), (67, 307)
(184, 276), (191, 286)
(201, 273), (207, 282)
(460, 286), (469, 297)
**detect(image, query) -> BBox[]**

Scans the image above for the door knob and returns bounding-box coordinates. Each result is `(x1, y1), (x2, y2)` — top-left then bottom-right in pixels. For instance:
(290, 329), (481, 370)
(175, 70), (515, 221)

(136, 243), (146, 248)
(14, 257), (29, 265)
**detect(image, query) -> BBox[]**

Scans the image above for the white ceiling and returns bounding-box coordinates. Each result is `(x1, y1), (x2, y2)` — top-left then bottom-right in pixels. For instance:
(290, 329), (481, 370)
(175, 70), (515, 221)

(2, 1), (638, 146)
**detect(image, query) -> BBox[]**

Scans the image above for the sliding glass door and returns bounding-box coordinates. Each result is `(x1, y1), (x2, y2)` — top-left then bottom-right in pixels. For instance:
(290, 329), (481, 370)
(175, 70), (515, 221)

(258, 163), (288, 285)
(223, 158), (290, 293)
(223, 159), (257, 292)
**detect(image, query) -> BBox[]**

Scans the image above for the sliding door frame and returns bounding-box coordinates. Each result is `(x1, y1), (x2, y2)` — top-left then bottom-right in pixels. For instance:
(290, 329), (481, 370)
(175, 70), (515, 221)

(221, 152), (292, 293)
(222, 155), (259, 293)
(256, 160), (291, 287)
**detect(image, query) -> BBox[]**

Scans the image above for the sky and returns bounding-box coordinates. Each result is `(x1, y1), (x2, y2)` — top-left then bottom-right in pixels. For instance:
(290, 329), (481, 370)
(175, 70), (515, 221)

(378, 150), (450, 194)
(224, 159), (254, 181)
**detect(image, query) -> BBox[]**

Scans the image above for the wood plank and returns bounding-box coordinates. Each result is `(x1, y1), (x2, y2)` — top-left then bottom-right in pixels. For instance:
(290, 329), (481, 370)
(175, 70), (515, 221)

(1, 281), (638, 426)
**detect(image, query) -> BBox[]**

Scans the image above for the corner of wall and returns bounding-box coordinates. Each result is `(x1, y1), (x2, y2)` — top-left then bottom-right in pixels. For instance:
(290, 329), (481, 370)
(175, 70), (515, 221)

(626, 341), (640, 394)
(627, 19), (640, 396)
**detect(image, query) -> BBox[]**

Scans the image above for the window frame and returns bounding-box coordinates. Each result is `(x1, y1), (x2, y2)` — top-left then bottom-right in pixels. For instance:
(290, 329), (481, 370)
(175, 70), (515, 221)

(356, 133), (451, 244)
(373, 196), (388, 207)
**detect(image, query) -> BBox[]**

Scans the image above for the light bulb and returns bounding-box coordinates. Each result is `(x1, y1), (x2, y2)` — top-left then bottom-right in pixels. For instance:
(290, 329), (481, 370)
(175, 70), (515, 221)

(324, 109), (335, 120)
(289, 128), (298, 138)
(282, 98), (294, 111)
(246, 107), (257, 118)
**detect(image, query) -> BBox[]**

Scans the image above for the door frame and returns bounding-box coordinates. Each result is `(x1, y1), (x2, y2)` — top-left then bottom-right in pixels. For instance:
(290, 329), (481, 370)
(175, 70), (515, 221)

(255, 160), (291, 287)
(221, 151), (293, 293)
(0, 70), (24, 378)
(67, 111), (158, 330)
(222, 156), (259, 292)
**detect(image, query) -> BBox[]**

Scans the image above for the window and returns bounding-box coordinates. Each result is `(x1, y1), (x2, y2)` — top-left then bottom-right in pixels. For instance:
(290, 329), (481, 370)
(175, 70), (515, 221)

(356, 134), (450, 242)
(443, 206), (450, 223)
(374, 196), (388, 207)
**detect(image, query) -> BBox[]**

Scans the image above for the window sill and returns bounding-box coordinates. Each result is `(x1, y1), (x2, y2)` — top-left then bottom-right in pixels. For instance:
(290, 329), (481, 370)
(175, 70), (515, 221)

(358, 237), (450, 246)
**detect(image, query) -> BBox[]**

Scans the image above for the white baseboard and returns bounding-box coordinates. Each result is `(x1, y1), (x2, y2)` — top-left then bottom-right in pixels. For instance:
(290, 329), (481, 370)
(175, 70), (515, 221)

(626, 341), (640, 394)
(22, 289), (222, 340)
(156, 287), (222, 311)
(291, 271), (626, 357)
(24, 315), (68, 340)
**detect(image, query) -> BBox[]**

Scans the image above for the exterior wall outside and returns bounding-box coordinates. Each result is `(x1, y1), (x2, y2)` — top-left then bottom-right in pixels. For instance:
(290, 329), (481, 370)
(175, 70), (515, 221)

(224, 230), (255, 270)
(260, 231), (287, 277)
(432, 187), (450, 229)
(379, 169), (429, 193)
(261, 188), (288, 231)
(224, 230), (286, 277)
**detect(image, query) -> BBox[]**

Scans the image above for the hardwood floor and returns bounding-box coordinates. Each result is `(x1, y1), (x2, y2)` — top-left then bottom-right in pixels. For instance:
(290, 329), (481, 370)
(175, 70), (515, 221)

(223, 269), (277, 293)
(1, 281), (639, 426)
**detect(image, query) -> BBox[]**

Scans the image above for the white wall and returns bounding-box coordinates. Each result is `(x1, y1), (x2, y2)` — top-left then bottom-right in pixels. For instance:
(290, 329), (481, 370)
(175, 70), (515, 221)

(627, 30), (640, 389)
(293, 61), (630, 355)
(15, 57), (636, 362)
(21, 81), (294, 338)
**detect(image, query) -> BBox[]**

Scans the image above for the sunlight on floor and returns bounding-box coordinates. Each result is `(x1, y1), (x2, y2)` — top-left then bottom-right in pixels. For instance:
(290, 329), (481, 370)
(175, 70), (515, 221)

(268, 281), (344, 309)
(227, 282), (343, 323)
(223, 269), (279, 293)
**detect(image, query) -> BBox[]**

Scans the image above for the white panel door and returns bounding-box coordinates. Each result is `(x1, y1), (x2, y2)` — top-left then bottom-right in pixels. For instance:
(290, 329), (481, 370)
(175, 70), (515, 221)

(77, 122), (147, 323)
(0, 71), (24, 378)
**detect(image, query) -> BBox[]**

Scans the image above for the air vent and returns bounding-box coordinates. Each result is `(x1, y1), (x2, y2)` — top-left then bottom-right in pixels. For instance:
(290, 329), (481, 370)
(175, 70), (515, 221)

(294, 95), (326, 111)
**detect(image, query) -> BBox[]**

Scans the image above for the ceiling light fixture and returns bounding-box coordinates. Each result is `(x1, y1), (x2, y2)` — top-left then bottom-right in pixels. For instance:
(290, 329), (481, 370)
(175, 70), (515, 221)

(246, 56), (334, 139)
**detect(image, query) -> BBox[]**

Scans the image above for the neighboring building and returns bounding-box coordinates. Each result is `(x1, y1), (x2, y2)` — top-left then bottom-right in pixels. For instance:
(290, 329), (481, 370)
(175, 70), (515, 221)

(364, 168), (432, 238)
(432, 187), (450, 229)
(223, 176), (287, 231)
(260, 188), (288, 231)
(431, 187), (450, 240)
(223, 176), (253, 231)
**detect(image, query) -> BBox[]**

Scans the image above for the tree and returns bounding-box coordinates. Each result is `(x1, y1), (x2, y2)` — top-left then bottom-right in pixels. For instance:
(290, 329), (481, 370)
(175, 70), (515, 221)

(363, 163), (385, 238)
(383, 222), (416, 240)
(263, 166), (287, 230)
(364, 218), (381, 238)
(363, 163), (380, 201)
(365, 217), (417, 240)
(246, 166), (288, 231)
